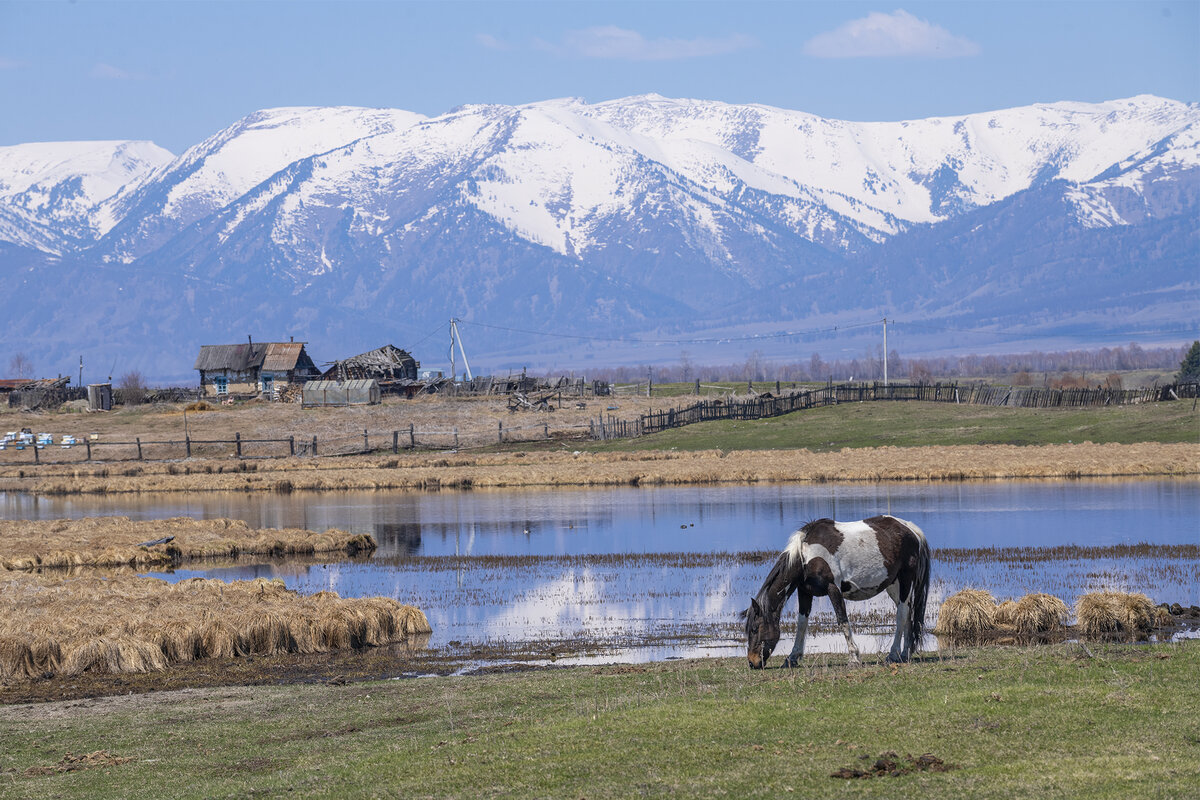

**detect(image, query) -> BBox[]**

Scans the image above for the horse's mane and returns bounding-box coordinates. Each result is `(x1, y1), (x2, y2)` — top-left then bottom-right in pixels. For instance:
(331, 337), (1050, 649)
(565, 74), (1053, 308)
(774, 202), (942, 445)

(785, 518), (831, 565)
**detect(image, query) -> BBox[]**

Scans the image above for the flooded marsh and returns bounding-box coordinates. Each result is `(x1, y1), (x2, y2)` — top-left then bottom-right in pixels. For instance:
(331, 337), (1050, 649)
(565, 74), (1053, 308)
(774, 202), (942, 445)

(6, 478), (1195, 665)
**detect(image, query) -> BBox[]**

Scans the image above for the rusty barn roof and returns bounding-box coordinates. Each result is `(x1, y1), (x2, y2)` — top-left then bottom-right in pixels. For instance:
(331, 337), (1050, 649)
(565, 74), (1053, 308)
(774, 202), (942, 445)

(262, 342), (306, 372)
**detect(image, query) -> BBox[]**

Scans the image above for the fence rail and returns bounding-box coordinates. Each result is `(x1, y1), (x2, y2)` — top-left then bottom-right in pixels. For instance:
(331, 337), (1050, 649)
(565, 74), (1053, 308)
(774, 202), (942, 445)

(593, 380), (1198, 441)
(0, 420), (573, 465)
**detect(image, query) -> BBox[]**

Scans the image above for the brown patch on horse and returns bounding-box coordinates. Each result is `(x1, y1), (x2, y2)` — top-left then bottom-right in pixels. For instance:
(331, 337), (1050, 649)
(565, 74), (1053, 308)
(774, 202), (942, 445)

(802, 518), (844, 555)
(801, 556), (835, 597)
(864, 515), (908, 563)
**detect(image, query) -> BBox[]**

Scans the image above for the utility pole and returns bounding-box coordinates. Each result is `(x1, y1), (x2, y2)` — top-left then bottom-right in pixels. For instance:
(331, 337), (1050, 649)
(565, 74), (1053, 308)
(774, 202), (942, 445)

(449, 318), (473, 381)
(882, 317), (888, 387)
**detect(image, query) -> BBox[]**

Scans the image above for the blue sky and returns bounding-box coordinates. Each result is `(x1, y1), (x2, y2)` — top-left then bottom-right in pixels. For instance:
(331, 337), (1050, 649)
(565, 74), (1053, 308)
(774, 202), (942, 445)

(1, 1), (1196, 152)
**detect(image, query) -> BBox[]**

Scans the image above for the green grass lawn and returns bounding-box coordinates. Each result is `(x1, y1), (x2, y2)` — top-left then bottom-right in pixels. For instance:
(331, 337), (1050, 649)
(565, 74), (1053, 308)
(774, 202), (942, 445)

(2, 642), (1196, 799)
(584, 399), (1200, 452)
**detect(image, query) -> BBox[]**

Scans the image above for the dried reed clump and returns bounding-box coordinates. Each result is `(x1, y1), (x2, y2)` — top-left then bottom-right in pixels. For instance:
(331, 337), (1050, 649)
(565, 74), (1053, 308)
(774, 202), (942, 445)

(936, 589), (997, 641)
(0, 571), (431, 682)
(0, 517), (376, 572)
(1075, 592), (1158, 639)
(993, 600), (1018, 628)
(1010, 593), (1071, 634)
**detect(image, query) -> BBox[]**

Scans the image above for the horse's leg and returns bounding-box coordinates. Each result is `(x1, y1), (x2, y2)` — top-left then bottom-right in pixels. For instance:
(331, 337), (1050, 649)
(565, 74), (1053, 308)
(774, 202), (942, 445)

(884, 582), (911, 663)
(828, 586), (862, 666)
(782, 593), (813, 668)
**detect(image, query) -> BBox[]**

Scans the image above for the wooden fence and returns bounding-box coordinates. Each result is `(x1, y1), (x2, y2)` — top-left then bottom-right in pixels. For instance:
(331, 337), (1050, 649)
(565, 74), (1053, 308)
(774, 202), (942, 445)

(0, 420), (562, 465)
(592, 381), (1199, 441)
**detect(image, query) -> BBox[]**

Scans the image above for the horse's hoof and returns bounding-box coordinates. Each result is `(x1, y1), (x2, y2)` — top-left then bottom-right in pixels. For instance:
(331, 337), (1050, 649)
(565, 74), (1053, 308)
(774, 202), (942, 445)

(781, 656), (799, 668)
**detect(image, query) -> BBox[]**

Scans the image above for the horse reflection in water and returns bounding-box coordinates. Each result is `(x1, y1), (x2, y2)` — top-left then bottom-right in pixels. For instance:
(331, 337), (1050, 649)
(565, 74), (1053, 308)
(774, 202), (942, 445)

(743, 516), (930, 668)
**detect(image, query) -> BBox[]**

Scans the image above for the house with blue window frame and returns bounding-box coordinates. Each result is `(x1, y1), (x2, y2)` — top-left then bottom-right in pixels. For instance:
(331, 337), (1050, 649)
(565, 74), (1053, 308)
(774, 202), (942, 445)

(193, 339), (320, 399)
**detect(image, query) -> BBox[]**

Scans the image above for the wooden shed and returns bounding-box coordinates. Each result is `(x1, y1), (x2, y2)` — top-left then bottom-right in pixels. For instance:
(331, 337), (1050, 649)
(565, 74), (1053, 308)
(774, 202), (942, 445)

(194, 340), (320, 399)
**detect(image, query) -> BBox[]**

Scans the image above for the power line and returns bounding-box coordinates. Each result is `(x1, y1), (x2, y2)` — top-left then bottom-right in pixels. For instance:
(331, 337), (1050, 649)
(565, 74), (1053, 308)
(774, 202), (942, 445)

(456, 318), (883, 346)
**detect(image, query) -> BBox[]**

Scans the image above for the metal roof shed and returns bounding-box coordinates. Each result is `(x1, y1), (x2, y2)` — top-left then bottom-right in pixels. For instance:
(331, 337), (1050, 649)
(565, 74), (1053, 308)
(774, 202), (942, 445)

(302, 379), (381, 407)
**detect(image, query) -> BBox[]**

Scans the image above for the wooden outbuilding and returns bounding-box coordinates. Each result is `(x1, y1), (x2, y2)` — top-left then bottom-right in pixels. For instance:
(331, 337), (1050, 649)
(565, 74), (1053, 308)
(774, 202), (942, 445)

(194, 340), (320, 399)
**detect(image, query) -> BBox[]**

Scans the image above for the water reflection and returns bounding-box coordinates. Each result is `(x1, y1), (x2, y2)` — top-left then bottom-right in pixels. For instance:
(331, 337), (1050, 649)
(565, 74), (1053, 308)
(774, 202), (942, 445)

(4, 479), (1198, 556)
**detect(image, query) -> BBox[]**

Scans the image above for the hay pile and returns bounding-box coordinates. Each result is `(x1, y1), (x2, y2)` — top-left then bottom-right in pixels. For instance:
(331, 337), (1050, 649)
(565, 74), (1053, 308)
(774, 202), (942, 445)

(1075, 592), (1160, 638)
(0, 517), (375, 571)
(936, 589), (998, 642)
(938, 588), (1165, 644)
(937, 590), (1072, 642)
(0, 570), (431, 682)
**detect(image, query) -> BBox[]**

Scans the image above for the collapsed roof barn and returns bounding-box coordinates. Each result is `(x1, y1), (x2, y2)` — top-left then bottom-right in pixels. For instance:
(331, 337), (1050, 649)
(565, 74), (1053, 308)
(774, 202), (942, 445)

(321, 345), (419, 384)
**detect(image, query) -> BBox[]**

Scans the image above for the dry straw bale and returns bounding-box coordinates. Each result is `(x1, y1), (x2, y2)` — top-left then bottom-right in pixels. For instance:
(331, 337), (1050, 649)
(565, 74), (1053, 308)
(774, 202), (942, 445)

(936, 589), (997, 641)
(0, 570), (430, 682)
(1075, 591), (1158, 638)
(0, 517), (376, 572)
(1010, 593), (1070, 634)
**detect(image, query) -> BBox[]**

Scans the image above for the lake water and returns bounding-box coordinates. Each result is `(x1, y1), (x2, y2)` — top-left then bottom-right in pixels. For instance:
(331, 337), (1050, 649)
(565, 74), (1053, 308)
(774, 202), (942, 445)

(4, 479), (1198, 664)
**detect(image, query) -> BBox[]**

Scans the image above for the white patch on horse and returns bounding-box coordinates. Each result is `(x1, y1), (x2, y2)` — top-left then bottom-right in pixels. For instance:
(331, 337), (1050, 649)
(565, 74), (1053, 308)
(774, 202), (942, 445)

(802, 521), (890, 601)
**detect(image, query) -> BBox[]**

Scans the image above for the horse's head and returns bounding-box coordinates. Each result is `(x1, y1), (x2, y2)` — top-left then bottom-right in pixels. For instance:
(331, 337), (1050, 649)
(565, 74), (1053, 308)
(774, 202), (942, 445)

(742, 596), (781, 669)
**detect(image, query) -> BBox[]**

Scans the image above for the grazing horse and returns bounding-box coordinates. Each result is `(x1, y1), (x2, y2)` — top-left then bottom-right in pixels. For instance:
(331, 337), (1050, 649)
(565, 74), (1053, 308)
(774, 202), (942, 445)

(743, 515), (930, 669)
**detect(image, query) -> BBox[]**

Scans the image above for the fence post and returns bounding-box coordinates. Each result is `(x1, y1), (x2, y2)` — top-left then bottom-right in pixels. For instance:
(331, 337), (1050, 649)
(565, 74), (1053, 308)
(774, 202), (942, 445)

(86, 438), (91, 461)
(289, 436), (295, 457)
(392, 430), (399, 454)
(454, 427), (459, 449)
(312, 435), (318, 456)
(235, 432), (242, 458)
(33, 443), (39, 464)
(409, 423), (415, 449)
(543, 422), (548, 440)
(363, 428), (369, 453)
(186, 436), (191, 458)
(136, 437), (143, 460)
(498, 421), (504, 444)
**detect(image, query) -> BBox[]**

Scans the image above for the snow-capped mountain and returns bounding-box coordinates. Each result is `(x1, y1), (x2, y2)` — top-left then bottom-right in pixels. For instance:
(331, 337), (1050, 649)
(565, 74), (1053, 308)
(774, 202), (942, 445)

(0, 94), (1195, 380)
(0, 139), (173, 253)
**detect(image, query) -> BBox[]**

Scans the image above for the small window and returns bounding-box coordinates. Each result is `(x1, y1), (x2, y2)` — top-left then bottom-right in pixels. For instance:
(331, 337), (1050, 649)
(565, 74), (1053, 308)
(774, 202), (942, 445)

(214, 376), (228, 396)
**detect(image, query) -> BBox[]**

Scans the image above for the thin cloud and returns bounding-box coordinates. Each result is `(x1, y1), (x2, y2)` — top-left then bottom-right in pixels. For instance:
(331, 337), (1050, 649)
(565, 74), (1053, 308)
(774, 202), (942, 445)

(90, 62), (146, 80)
(804, 10), (980, 59)
(475, 33), (512, 52)
(544, 26), (755, 61)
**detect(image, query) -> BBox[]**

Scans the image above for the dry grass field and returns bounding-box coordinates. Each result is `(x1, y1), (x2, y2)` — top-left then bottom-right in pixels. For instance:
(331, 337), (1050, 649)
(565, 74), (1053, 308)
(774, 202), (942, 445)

(0, 441), (1194, 496)
(0, 570), (430, 682)
(0, 516), (375, 571)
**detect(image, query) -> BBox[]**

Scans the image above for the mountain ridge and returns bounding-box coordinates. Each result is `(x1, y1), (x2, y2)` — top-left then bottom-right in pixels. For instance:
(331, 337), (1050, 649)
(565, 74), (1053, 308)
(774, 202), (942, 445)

(0, 94), (1195, 382)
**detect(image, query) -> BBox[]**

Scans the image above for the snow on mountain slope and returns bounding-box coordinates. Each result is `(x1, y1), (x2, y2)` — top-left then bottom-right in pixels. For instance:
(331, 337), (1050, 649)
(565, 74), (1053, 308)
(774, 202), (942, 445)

(174, 99), (839, 304)
(95, 106), (426, 261)
(2, 94), (1195, 269)
(579, 94), (1198, 232)
(1064, 120), (1200, 227)
(0, 140), (173, 252)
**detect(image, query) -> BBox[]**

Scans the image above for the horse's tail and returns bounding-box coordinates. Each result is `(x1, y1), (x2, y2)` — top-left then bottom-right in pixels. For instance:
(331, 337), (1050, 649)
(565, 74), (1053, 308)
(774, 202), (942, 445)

(909, 530), (931, 651)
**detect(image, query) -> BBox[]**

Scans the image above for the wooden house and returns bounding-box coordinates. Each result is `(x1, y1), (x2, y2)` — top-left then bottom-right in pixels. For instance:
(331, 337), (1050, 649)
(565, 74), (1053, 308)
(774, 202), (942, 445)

(194, 340), (320, 398)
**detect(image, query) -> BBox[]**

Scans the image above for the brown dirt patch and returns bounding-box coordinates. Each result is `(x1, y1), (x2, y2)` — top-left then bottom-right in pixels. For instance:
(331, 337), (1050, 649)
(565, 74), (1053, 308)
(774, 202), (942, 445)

(832, 751), (954, 779)
(21, 749), (133, 776)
